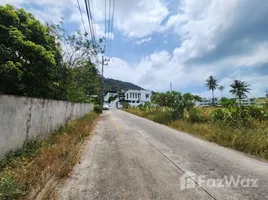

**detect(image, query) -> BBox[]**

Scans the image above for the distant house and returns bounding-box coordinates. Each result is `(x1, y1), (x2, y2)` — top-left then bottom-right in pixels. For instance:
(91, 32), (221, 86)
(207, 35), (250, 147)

(195, 98), (221, 107)
(124, 89), (152, 106)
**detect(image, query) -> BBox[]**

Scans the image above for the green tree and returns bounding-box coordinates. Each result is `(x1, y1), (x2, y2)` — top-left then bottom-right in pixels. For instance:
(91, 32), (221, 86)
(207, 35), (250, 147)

(229, 80), (250, 105)
(218, 85), (225, 98)
(0, 5), (64, 98)
(67, 60), (100, 102)
(205, 76), (218, 106)
(151, 91), (197, 119)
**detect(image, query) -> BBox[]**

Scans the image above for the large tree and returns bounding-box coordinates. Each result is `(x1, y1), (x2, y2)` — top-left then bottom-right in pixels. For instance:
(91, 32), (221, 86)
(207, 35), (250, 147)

(0, 4), (65, 98)
(229, 80), (250, 105)
(205, 75), (218, 106)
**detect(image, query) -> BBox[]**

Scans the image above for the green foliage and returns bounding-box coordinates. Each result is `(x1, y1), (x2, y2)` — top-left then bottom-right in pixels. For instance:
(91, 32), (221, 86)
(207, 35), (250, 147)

(0, 176), (25, 199)
(0, 4), (65, 98)
(121, 101), (130, 109)
(108, 95), (117, 103)
(0, 5), (101, 102)
(94, 105), (102, 114)
(220, 97), (237, 108)
(184, 108), (206, 123)
(152, 91), (197, 119)
(0, 141), (40, 170)
(248, 106), (268, 121)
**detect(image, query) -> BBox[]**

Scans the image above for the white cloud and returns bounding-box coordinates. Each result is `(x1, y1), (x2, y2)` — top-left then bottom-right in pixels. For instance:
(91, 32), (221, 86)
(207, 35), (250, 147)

(135, 37), (152, 45)
(113, 0), (169, 38)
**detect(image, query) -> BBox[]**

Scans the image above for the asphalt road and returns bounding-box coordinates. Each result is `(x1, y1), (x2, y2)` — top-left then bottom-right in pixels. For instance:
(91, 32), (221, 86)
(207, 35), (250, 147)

(58, 109), (268, 200)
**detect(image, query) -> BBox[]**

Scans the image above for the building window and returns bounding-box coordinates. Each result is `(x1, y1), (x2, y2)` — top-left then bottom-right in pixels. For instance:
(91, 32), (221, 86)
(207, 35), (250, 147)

(126, 94), (128, 99)
(146, 94), (149, 99)
(135, 93), (137, 98)
(130, 93), (132, 98)
(132, 101), (135, 103)
(136, 101), (139, 103)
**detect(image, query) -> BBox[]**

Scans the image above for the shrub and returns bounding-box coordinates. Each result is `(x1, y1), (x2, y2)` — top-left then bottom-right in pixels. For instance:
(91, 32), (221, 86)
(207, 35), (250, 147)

(248, 106), (268, 121)
(184, 108), (206, 123)
(121, 101), (130, 109)
(0, 176), (24, 199)
(211, 108), (253, 128)
(220, 97), (237, 108)
(94, 105), (102, 114)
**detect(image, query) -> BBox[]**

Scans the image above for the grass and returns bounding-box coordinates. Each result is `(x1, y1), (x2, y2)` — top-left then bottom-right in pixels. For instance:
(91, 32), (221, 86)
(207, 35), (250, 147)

(0, 112), (98, 199)
(124, 108), (268, 160)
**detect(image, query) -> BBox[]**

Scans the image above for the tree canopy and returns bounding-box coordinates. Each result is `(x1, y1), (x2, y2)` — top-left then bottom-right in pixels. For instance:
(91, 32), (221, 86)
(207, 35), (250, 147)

(0, 4), (101, 103)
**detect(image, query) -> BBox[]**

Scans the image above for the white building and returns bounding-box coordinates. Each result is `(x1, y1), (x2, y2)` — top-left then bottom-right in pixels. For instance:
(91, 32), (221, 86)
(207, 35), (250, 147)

(195, 97), (256, 107)
(195, 98), (220, 107)
(124, 90), (152, 106)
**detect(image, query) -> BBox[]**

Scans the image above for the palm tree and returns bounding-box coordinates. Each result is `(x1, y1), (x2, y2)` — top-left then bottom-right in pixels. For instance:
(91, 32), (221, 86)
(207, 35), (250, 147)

(218, 85), (225, 98)
(205, 76), (218, 106)
(229, 80), (250, 105)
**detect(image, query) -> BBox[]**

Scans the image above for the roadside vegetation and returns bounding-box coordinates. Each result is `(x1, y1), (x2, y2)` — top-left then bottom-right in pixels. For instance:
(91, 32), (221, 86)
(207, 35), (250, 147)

(0, 4), (102, 104)
(0, 112), (98, 199)
(124, 77), (268, 160)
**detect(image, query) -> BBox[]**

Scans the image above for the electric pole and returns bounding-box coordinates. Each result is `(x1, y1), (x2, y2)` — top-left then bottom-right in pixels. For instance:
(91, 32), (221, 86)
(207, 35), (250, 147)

(101, 56), (109, 108)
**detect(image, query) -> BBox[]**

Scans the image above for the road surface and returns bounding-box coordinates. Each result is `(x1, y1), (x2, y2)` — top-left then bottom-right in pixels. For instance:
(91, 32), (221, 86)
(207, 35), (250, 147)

(57, 109), (268, 200)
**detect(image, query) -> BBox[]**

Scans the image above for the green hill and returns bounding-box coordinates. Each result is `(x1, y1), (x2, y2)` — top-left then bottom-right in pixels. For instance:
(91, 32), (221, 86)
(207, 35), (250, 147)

(104, 78), (144, 92)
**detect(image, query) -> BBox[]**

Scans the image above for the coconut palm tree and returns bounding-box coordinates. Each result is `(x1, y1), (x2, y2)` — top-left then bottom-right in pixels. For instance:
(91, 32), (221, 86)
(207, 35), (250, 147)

(229, 80), (250, 105)
(205, 76), (218, 106)
(218, 85), (225, 98)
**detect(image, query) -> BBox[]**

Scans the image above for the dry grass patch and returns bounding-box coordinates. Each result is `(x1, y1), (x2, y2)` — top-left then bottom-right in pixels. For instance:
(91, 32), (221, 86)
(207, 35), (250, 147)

(0, 112), (98, 199)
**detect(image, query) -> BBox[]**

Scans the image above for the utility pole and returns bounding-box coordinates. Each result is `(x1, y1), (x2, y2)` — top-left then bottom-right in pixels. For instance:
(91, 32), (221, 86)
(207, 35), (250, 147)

(170, 82), (173, 92)
(101, 56), (109, 108)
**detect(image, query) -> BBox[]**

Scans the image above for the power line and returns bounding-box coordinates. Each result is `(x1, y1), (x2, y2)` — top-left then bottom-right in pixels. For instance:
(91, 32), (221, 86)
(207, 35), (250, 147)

(76, 0), (87, 35)
(84, 0), (96, 46)
(87, 0), (97, 46)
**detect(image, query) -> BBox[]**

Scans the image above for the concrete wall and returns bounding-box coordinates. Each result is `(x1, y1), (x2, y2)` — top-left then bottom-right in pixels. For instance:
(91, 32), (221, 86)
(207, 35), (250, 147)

(0, 95), (93, 158)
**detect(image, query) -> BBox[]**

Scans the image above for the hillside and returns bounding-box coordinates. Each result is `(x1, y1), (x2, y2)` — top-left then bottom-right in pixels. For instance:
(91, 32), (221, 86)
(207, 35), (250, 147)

(104, 78), (144, 92)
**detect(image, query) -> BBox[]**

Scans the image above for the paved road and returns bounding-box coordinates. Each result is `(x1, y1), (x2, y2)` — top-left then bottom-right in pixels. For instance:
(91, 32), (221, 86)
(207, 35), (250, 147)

(58, 109), (268, 200)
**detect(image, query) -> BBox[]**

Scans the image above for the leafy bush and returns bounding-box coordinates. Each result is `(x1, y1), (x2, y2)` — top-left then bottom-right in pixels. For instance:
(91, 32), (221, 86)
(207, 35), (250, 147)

(211, 108), (253, 127)
(248, 106), (268, 121)
(220, 97), (237, 108)
(94, 105), (102, 114)
(184, 108), (207, 123)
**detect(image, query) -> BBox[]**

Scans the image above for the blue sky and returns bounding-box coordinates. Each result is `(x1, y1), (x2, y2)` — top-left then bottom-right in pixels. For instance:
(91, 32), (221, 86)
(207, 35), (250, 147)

(2, 0), (268, 97)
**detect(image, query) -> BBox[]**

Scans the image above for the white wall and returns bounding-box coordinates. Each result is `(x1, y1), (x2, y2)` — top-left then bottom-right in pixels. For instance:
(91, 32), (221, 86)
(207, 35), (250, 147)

(0, 95), (93, 158)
